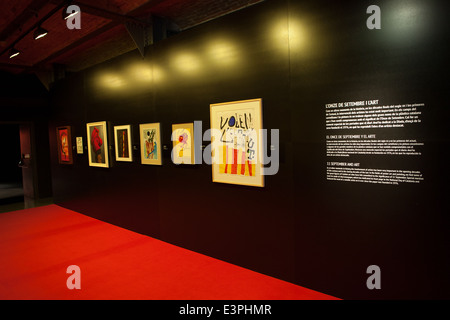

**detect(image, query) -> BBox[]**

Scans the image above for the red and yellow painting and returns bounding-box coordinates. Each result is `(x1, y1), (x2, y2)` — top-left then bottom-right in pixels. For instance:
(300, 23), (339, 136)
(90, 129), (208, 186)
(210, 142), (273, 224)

(210, 99), (264, 187)
(56, 126), (73, 164)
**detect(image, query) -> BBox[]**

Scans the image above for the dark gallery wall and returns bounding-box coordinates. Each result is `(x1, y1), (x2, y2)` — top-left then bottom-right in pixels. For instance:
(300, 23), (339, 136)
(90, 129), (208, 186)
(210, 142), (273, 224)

(0, 124), (21, 184)
(49, 0), (450, 299)
(0, 72), (52, 199)
(289, 0), (450, 299)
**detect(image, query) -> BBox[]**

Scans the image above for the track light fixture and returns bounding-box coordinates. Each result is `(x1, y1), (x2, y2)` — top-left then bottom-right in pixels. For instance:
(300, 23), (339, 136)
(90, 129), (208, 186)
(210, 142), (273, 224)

(33, 26), (48, 40)
(62, 4), (80, 20)
(2, 1), (65, 60)
(9, 48), (20, 58)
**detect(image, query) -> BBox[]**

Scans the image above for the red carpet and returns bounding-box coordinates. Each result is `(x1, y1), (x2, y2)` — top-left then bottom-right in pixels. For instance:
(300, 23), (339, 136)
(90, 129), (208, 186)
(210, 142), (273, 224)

(0, 205), (338, 300)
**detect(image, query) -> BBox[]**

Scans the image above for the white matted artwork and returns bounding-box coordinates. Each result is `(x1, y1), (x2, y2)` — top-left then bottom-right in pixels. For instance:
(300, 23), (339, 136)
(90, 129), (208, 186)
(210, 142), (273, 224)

(140, 123), (162, 165)
(172, 123), (195, 165)
(76, 137), (83, 154)
(210, 98), (264, 187)
(114, 125), (133, 162)
(86, 121), (110, 168)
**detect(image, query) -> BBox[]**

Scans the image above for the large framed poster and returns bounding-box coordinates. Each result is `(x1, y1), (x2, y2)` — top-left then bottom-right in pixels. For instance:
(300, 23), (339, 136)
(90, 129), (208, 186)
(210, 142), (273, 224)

(114, 125), (133, 162)
(139, 123), (162, 165)
(210, 98), (264, 187)
(56, 126), (73, 165)
(172, 123), (195, 164)
(86, 121), (110, 168)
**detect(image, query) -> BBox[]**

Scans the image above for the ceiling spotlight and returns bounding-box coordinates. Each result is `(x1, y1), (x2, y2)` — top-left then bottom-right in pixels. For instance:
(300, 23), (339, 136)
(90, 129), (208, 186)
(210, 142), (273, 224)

(62, 5), (80, 20)
(33, 26), (48, 40)
(9, 48), (20, 58)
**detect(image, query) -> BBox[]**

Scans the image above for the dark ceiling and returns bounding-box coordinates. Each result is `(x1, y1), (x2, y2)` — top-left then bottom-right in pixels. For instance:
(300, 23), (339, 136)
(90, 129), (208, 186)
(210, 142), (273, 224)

(0, 0), (263, 77)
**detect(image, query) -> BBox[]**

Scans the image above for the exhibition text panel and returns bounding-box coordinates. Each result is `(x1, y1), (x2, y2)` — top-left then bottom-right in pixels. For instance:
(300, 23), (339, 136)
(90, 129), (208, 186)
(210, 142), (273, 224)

(325, 100), (425, 186)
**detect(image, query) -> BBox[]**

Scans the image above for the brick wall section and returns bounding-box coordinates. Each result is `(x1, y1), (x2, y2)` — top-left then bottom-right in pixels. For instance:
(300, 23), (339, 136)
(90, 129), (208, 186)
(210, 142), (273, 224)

(150, 0), (265, 30)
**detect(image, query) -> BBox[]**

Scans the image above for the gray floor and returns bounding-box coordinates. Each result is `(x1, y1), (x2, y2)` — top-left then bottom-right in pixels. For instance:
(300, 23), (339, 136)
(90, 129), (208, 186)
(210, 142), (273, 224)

(0, 197), (54, 213)
(0, 183), (24, 199)
(0, 183), (53, 213)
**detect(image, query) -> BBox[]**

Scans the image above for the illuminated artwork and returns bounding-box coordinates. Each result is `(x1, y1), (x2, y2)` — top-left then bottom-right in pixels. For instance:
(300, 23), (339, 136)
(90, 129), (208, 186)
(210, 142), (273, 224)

(140, 123), (162, 165)
(86, 121), (109, 168)
(114, 125), (133, 162)
(56, 126), (73, 165)
(172, 123), (195, 165)
(210, 98), (264, 187)
(76, 137), (83, 154)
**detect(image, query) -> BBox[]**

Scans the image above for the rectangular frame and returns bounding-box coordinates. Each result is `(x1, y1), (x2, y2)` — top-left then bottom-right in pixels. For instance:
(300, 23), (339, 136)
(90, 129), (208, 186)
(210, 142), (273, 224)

(172, 123), (195, 165)
(86, 121), (110, 168)
(210, 98), (264, 187)
(76, 137), (83, 154)
(139, 123), (162, 165)
(56, 126), (73, 165)
(114, 125), (133, 162)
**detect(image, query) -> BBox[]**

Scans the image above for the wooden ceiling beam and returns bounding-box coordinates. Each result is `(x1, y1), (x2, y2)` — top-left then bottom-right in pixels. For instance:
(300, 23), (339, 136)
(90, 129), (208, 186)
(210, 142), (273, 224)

(0, 2), (67, 58)
(33, 1), (169, 68)
(34, 21), (120, 68)
(50, 0), (165, 25)
(4, 1), (169, 73)
(0, 62), (35, 71)
(0, 0), (57, 42)
(71, 1), (151, 26)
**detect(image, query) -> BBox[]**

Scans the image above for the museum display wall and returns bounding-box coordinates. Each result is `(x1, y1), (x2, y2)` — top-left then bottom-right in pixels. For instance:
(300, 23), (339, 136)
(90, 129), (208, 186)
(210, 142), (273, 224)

(48, 0), (450, 299)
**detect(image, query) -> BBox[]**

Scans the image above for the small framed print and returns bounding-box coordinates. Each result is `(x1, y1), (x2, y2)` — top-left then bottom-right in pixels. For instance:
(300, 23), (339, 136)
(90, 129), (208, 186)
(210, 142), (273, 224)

(139, 123), (162, 165)
(76, 137), (83, 154)
(56, 126), (73, 164)
(172, 123), (195, 165)
(86, 121), (110, 168)
(114, 125), (133, 162)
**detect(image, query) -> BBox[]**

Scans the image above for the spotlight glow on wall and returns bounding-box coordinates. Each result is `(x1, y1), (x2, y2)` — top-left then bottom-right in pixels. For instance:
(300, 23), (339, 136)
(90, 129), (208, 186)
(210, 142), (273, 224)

(128, 63), (153, 83)
(383, 1), (432, 44)
(207, 38), (240, 67)
(172, 51), (201, 74)
(152, 65), (165, 83)
(99, 73), (126, 89)
(269, 14), (311, 57)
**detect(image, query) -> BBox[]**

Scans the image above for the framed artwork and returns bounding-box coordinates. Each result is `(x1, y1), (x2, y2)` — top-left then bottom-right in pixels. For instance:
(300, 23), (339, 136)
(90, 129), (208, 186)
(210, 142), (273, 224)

(210, 98), (264, 187)
(86, 121), (110, 168)
(76, 137), (84, 154)
(139, 123), (162, 165)
(56, 126), (73, 164)
(172, 123), (195, 164)
(114, 125), (133, 162)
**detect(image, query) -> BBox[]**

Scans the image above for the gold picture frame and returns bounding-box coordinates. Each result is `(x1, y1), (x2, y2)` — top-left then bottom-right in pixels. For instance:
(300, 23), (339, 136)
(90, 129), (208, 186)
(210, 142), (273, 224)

(210, 98), (264, 187)
(56, 126), (73, 165)
(140, 123), (162, 165)
(172, 123), (195, 165)
(114, 125), (133, 162)
(86, 121), (110, 168)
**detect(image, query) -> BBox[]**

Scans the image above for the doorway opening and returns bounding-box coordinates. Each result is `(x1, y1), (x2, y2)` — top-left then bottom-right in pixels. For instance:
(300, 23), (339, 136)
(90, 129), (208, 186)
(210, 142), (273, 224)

(0, 122), (53, 213)
(0, 124), (24, 212)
